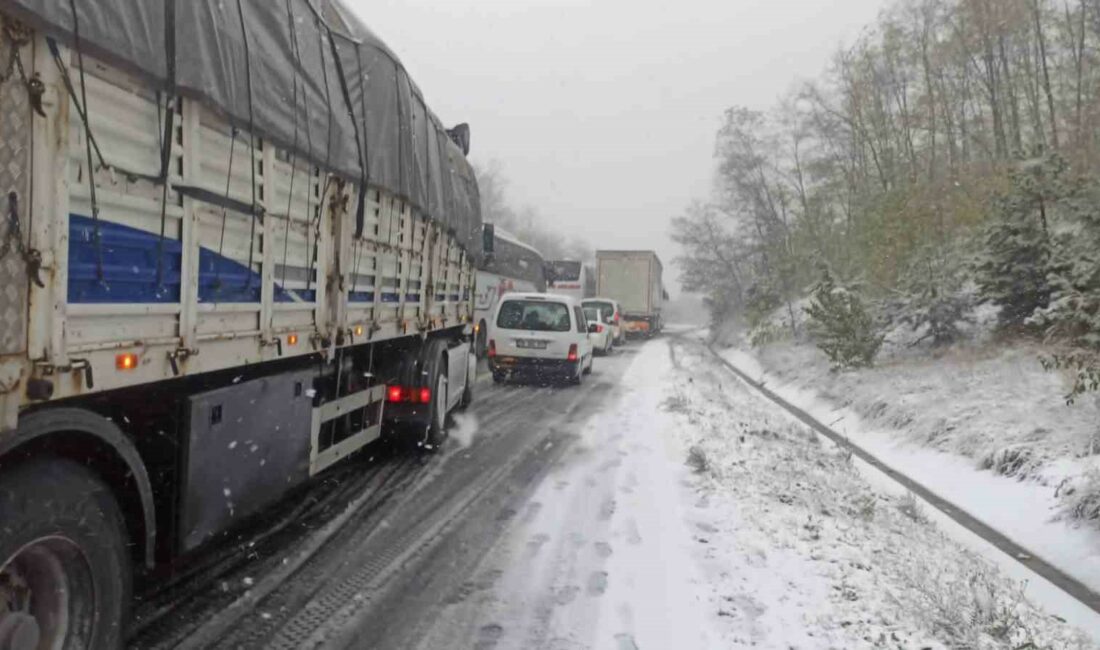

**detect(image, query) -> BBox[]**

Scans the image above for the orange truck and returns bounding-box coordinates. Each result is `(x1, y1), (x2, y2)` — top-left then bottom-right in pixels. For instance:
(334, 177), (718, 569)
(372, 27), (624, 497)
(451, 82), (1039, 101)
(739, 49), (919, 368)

(595, 251), (666, 337)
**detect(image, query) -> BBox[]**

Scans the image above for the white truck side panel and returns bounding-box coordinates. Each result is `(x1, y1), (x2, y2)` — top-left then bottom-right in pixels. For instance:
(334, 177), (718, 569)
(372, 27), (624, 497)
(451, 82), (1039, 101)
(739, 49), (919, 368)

(4, 36), (474, 417)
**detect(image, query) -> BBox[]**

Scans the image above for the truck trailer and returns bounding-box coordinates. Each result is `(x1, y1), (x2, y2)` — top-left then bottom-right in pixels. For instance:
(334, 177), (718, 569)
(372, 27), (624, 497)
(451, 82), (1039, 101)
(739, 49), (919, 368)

(595, 250), (665, 336)
(0, 2), (481, 647)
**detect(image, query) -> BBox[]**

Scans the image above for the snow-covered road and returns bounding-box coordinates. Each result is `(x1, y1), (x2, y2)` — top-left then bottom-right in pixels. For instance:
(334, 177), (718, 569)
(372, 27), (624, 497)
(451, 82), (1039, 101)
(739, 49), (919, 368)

(138, 335), (1097, 649)
(401, 335), (1092, 649)
(414, 340), (721, 650)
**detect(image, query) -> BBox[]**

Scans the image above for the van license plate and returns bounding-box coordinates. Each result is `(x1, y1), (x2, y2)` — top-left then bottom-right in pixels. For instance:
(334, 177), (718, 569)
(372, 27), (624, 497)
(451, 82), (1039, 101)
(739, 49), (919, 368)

(516, 339), (548, 349)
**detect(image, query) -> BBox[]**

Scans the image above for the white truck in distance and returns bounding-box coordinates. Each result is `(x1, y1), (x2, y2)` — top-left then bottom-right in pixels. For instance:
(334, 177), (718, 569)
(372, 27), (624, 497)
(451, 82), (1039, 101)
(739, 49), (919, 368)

(595, 250), (666, 337)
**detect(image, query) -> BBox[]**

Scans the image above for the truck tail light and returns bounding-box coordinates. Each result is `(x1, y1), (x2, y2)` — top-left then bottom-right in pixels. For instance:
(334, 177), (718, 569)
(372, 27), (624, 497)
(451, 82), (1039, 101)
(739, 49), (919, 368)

(488, 339), (496, 358)
(567, 344), (578, 362)
(387, 386), (433, 404)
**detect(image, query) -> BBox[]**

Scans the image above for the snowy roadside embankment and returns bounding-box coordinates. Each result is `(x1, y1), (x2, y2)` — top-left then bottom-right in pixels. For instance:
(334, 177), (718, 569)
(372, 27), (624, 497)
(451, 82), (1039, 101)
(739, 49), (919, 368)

(422, 338), (1093, 649)
(669, 337), (1092, 648)
(713, 328), (1100, 602)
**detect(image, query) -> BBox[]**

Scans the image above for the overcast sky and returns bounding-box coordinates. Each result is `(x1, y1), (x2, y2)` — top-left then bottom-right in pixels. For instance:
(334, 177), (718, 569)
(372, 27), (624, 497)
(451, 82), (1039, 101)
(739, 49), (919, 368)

(347, 0), (884, 289)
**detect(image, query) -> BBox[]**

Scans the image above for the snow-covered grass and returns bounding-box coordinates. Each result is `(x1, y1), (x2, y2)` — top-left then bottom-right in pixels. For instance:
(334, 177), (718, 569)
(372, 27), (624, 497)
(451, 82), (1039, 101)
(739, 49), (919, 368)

(666, 339), (1092, 648)
(723, 313), (1100, 528)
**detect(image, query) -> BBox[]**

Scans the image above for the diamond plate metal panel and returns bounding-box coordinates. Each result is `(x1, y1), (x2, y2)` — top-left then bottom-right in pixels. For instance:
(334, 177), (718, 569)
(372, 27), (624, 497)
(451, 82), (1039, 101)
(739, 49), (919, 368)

(0, 30), (29, 356)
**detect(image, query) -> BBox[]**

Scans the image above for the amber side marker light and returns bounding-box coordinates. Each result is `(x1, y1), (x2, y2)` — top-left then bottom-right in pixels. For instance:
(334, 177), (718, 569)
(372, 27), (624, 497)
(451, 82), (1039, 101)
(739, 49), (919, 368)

(287, 333), (299, 346)
(116, 353), (139, 371)
(354, 325), (364, 337)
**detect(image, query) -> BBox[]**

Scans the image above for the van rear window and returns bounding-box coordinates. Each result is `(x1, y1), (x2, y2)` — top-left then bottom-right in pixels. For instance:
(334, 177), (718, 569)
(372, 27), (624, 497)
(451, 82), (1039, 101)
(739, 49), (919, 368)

(584, 301), (614, 316)
(497, 300), (571, 332)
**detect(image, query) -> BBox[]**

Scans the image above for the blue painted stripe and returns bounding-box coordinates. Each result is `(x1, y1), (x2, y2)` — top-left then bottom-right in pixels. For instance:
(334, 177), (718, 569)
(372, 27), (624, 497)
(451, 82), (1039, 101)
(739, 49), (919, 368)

(69, 215), (182, 303)
(69, 214), (306, 305)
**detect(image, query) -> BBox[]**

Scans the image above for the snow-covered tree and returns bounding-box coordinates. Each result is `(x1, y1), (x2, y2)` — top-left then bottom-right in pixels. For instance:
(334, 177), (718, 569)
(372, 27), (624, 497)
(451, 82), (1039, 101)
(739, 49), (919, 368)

(804, 268), (884, 369)
(976, 155), (1067, 327)
(891, 242), (975, 346)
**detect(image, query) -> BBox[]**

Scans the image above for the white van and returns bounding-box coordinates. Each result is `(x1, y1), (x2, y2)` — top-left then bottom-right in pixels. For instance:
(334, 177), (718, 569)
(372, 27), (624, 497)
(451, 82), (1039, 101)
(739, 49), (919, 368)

(487, 293), (595, 384)
(582, 297), (625, 345)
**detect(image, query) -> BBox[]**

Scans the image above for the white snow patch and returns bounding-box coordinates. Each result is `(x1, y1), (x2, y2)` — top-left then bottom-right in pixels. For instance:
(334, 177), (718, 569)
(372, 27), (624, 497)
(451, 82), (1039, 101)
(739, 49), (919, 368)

(449, 412), (479, 449)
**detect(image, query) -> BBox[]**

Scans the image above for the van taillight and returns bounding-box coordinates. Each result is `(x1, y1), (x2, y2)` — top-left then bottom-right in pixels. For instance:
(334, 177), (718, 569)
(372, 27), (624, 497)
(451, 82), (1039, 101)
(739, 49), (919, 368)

(567, 344), (578, 362)
(488, 339), (497, 358)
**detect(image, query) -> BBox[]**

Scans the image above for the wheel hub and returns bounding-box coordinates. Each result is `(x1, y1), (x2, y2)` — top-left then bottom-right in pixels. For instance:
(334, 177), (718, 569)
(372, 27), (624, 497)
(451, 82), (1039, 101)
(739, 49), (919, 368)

(0, 612), (40, 650)
(1, 537), (96, 650)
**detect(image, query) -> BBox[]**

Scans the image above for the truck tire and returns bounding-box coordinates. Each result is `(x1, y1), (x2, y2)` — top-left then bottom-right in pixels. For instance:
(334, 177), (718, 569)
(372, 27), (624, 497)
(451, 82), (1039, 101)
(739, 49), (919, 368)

(457, 352), (475, 410)
(0, 458), (130, 650)
(422, 339), (451, 451)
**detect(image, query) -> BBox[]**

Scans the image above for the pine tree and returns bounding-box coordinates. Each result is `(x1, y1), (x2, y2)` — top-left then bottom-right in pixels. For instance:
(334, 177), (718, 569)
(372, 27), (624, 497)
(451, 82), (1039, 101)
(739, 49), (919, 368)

(1030, 175), (1100, 401)
(893, 243), (975, 346)
(976, 154), (1066, 328)
(804, 268), (884, 369)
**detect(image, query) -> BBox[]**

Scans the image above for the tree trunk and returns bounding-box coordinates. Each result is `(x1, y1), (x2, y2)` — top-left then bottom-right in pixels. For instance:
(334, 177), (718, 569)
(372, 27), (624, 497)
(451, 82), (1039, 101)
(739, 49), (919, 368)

(1034, 0), (1060, 149)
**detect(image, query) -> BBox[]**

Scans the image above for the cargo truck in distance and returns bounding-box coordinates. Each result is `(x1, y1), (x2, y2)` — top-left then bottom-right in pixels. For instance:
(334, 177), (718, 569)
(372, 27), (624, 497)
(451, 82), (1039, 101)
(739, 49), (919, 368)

(595, 251), (666, 337)
(0, 3), (481, 648)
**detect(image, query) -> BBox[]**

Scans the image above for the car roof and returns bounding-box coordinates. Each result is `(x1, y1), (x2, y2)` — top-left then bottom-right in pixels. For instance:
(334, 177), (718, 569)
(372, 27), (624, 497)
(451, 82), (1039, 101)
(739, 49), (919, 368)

(499, 292), (579, 306)
(582, 297), (619, 305)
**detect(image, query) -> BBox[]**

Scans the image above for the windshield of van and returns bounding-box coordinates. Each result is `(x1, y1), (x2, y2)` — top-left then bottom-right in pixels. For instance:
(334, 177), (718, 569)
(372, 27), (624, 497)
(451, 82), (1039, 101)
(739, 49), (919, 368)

(496, 300), (571, 332)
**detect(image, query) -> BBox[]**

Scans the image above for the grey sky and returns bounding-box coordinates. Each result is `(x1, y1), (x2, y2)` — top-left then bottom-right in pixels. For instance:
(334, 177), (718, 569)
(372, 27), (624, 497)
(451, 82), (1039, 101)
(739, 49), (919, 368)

(348, 0), (885, 288)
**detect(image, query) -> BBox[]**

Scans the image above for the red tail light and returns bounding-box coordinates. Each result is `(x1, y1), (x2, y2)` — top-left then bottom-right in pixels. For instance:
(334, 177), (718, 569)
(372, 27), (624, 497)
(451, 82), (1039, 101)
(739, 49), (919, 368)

(567, 344), (578, 362)
(488, 339), (497, 358)
(614, 313), (620, 324)
(595, 324), (604, 333)
(387, 385), (433, 404)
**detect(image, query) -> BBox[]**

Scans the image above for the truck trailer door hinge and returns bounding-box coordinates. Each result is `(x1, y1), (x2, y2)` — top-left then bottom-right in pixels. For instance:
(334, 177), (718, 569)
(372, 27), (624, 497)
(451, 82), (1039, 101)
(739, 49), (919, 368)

(261, 337), (283, 357)
(167, 347), (199, 376)
(68, 358), (93, 390)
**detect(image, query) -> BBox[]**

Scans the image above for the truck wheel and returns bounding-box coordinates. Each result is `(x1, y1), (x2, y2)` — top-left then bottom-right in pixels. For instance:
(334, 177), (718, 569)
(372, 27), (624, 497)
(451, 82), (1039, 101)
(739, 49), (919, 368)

(457, 353), (475, 410)
(425, 370), (448, 449)
(0, 458), (130, 650)
(491, 371), (506, 384)
(422, 340), (451, 450)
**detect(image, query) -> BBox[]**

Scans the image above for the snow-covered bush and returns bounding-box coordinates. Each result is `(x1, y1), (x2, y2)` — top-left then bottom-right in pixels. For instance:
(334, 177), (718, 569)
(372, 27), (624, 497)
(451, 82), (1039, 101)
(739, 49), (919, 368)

(804, 269), (883, 369)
